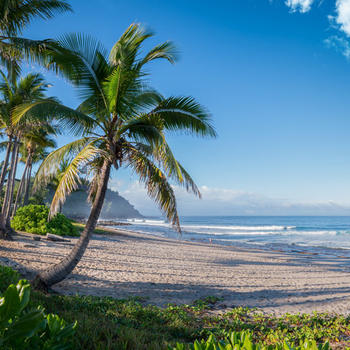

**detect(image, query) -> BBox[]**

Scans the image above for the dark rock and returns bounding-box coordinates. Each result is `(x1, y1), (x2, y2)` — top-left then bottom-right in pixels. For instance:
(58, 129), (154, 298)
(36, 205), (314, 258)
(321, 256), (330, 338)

(46, 233), (70, 242)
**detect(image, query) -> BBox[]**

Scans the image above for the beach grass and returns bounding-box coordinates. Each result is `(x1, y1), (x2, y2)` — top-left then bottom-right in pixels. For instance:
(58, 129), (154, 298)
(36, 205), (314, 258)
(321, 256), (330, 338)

(0, 266), (349, 349)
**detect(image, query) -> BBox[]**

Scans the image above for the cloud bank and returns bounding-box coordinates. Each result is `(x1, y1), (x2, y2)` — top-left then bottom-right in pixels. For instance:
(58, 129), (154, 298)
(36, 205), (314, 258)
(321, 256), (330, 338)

(115, 181), (350, 216)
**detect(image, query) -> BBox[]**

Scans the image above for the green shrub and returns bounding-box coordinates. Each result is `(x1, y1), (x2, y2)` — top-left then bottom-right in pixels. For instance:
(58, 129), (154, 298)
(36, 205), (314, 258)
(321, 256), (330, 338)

(170, 331), (330, 350)
(11, 204), (79, 236)
(0, 279), (76, 349)
(0, 266), (20, 293)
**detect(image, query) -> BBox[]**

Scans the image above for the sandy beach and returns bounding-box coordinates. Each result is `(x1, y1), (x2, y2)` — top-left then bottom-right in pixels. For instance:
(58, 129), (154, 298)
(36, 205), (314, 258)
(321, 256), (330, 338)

(1, 228), (350, 315)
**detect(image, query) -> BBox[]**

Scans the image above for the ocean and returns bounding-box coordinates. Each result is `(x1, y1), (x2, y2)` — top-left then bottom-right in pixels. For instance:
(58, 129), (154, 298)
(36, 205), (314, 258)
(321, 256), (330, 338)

(114, 216), (350, 256)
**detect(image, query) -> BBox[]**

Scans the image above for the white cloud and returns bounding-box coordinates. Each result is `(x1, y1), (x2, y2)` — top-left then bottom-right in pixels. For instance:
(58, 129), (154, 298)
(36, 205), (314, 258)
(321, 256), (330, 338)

(118, 182), (350, 216)
(324, 35), (350, 58)
(109, 178), (124, 191)
(279, 0), (350, 59)
(335, 0), (350, 36)
(119, 182), (156, 215)
(285, 0), (314, 13)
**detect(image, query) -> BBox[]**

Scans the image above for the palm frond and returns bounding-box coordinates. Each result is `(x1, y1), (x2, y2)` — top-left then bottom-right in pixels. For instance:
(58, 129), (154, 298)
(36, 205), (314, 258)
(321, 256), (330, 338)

(109, 23), (153, 68)
(118, 87), (163, 119)
(104, 65), (121, 114)
(0, 0), (72, 35)
(17, 72), (48, 99)
(86, 157), (105, 204)
(118, 113), (165, 145)
(127, 148), (180, 232)
(49, 142), (101, 217)
(33, 137), (95, 190)
(0, 40), (22, 66)
(157, 141), (201, 197)
(150, 96), (216, 137)
(4, 36), (54, 64)
(12, 98), (95, 134)
(104, 66), (157, 118)
(136, 41), (177, 70)
(131, 140), (201, 198)
(0, 0), (71, 71)
(46, 33), (110, 108)
(127, 89), (163, 111)
(0, 68), (13, 99)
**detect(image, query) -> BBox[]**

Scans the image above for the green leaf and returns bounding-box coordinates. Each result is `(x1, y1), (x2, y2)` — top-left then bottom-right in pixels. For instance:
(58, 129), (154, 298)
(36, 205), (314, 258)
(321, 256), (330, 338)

(0, 284), (21, 323)
(283, 341), (293, 350)
(17, 280), (31, 313)
(4, 308), (46, 342)
(194, 340), (203, 350)
(320, 341), (330, 350)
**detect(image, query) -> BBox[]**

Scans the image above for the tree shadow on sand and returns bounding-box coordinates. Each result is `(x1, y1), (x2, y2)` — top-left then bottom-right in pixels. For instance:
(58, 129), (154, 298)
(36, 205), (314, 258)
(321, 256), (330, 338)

(52, 273), (350, 314)
(4, 231), (350, 314)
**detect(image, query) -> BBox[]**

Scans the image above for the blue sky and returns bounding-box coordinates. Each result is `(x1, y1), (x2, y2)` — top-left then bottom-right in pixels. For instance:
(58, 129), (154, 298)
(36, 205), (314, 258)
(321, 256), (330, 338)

(16, 0), (350, 215)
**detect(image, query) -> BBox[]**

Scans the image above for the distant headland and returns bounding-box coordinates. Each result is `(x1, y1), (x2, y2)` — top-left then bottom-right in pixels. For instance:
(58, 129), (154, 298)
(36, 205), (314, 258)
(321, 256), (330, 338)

(45, 186), (143, 220)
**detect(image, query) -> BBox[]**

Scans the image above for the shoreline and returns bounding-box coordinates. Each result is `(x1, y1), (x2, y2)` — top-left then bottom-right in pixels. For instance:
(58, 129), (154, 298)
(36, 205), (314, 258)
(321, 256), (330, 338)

(115, 224), (350, 261)
(110, 216), (350, 259)
(2, 227), (350, 315)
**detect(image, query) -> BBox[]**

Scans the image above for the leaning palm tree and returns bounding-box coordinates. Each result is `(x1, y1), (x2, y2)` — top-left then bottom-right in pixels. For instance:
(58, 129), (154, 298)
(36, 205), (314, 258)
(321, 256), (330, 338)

(15, 24), (216, 290)
(0, 0), (72, 78)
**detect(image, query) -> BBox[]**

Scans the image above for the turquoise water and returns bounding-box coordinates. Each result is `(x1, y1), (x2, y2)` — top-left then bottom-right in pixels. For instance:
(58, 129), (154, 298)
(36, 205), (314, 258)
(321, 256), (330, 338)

(114, 216), (350, 255)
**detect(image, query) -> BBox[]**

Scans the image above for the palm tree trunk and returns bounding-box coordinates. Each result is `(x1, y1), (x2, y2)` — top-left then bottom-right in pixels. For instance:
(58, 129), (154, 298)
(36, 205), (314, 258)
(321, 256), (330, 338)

(23, 158), (32, 206)
(22, 167), (29, 206)
(4, 139), (20, 229)
(0, 138), (18, 239)
(1, 138), (17, 219)
(0, 138), (13, 239)
(0, 137), (12, 199)
(12, 156), (29, 217)
(33, 160), (111, 290)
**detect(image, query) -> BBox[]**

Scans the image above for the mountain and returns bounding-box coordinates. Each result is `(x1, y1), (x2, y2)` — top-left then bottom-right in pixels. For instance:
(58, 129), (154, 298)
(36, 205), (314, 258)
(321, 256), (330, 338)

(46, 186), (143, 219)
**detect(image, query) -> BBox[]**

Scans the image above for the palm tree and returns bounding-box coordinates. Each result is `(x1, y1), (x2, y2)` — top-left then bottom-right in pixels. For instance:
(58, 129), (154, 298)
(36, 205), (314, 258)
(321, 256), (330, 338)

(0, 71), (52, 236)
(15, 24), (216, 290)
(0, 0), (72, 78)
(12, 126), (57, 214)
(23, 137), (56, 206)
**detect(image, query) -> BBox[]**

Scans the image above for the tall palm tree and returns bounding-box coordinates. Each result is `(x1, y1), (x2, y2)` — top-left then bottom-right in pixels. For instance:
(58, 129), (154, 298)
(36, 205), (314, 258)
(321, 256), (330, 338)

(0, 0), (72, 78)
(15, 24), (216, 289)
(12, 126), (57, 214)
(0, 71), (52, 236)
(23, 136), (56, 206)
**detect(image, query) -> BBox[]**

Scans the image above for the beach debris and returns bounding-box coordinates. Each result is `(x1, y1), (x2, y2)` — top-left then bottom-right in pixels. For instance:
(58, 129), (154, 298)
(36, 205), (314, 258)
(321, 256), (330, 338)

(46, 233), (71, 242)
(24, 244), (37, 248)
(97, 220), (131, 227)
(75, 218), (131, 226)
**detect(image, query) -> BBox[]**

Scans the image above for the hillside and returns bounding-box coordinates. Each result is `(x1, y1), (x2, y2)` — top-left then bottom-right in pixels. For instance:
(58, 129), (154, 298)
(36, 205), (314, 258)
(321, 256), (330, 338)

(46, 186), (143, 219)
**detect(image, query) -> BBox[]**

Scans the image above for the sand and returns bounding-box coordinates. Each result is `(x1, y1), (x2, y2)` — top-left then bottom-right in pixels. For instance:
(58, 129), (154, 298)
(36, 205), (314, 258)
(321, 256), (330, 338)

(1, 228), (350, 315)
